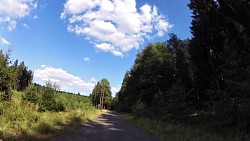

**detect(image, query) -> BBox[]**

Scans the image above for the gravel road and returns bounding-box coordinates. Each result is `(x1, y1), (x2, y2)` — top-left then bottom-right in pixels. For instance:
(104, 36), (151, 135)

(53, 111), (160, 141)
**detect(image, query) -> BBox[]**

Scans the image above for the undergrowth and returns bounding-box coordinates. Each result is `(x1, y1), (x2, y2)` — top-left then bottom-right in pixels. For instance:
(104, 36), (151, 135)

(0, 91), (105, 140)
(119, 113), (250, 141)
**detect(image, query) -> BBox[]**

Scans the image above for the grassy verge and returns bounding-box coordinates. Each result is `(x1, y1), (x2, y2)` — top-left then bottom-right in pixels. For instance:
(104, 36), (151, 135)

(118, 113), (250, 141)
(0, 91), (106, 140)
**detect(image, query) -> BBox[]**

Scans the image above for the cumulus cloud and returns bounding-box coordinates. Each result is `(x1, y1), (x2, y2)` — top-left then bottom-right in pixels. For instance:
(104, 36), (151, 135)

(0, 0), (37, 31)
(111, 85), (121, 97)
(0, 36), (11, 46)
(90, 77), (97, 82)
(95, 43), (123, 57)
(61, 0), (172, 57)
(83, 57), (90, 62)
(34, 66), (96, 95)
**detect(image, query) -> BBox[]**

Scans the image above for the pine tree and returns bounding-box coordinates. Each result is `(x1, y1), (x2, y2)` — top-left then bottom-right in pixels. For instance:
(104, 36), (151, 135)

(0, 50), (11, 101)
(188, 0), (224, 111)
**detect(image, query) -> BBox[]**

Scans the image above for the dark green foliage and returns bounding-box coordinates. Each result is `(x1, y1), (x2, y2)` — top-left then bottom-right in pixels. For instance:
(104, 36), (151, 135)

(115, 1), (250, 136)
(38, 87), (57, 111)
(115, 36), (191, 119)
(8, 60), (33, 91)
(21, 82), (93, 112)
(16, 62), (33, 91)
(0, 50), (32, 101)
(131, 100), (147, 117)
(23, 85), (38, 104)
(36, 82), (65, 112)
(188, 0), (250, 135)
(0, 50), (11, 101)
(22, 82), (65, 112)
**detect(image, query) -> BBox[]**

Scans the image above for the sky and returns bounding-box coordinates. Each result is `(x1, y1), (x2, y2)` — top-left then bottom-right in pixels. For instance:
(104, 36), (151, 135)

(0, 0), (192, 96)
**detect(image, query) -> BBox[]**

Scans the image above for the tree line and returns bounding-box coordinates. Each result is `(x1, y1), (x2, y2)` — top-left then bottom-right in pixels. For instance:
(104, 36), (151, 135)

(0, 49), (93, 112)
(113, 0), (250, 137)
(90, 78), (112, 109)
(0, 50), (32, 101)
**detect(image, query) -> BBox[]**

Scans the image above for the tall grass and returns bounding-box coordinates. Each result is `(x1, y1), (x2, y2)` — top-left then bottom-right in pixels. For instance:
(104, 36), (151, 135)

(119, 113), (250, 141)
(0, 90), (104, 140)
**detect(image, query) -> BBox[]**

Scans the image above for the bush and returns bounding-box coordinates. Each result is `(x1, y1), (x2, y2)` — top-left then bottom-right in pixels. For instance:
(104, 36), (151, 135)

(38, 87), (65, 112)
(33, 121), (55, 134)
(54, 101), (65, 112)
(23, 85), (38, 103)
(0, 90), (11, 101)
(132, 100), (147, 117)
(38, 88), (56, 111)
(55, 92), (93, 111)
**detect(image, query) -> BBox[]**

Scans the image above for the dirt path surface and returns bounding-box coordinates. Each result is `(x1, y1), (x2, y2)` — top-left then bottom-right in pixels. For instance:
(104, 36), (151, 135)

(53, 111), (160, 141)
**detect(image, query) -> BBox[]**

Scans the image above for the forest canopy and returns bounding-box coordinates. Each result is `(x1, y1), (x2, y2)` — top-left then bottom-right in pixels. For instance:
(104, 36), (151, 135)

(113, 0), (250, 137)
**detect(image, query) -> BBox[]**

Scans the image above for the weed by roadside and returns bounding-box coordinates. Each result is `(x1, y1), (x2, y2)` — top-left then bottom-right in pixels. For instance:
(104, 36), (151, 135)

(118, 113), (250, 141)
(0, 91), (105, 140)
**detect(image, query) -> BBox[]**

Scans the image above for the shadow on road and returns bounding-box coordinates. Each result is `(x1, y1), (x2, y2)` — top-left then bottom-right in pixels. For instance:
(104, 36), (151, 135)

(53, 111), (160, 141)
(2, 111), (160, 141)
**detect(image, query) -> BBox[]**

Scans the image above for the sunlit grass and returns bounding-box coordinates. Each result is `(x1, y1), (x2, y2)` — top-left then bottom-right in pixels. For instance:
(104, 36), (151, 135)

(0, 90), (105, 140)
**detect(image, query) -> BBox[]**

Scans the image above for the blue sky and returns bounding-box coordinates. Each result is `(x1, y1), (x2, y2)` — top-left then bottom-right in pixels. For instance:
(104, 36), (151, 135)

(0, 0), (191, 96)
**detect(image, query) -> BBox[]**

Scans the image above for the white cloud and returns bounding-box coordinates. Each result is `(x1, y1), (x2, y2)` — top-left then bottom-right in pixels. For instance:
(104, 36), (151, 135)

(95, 43), (123, 57)
(111, 85), (121, 97)
(61, 0), (172, 57)
(23, 23), (30, 29)
(7, 20), (16, 31)
(61, 0), (100, 18)
(84, 57), (90, 62)
(0, 0), (37, 31)
(90, 77), (97, 82)
(34, 66), (96, 95)
(0, 36), (11, 46)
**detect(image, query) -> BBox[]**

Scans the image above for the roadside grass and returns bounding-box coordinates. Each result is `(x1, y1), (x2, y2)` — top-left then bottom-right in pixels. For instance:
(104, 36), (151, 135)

(0, 91), (105, 140)
(118, 113), (250, 141)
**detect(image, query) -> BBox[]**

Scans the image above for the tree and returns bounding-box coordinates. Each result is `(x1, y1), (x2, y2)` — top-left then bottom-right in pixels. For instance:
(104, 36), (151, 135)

(217, 0), (250, 134)
(188, 0), (250, 135)
(38, 81), (64, 111)
(188, 0), (225, 111)
(0, 50), (11, 101)
(90, 82), (102, 108)
(90, 78), (112, 109)
(115, 36), (191, 117)
(9, 59), (19, 90)
(16, 61), (33, 91)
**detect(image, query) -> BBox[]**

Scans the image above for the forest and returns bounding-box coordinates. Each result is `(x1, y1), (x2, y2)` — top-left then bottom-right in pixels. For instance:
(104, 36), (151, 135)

(0, 0), (250, 140)
(113, 0), (250, 139)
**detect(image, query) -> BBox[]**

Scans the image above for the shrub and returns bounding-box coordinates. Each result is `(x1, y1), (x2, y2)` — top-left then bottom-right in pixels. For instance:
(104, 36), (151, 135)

(0, 90), (11, 101)
(132, 100), (147, 117)
(38, 88), (56, 111)
(54, 101), (65, 112)
(33, 122), (55, 134)
(23, 85), (38, 103)
(38, 87), (65, 112)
